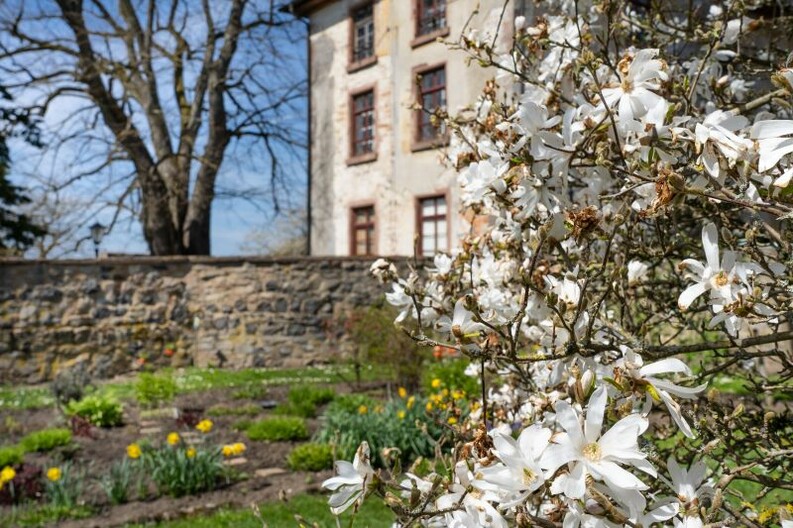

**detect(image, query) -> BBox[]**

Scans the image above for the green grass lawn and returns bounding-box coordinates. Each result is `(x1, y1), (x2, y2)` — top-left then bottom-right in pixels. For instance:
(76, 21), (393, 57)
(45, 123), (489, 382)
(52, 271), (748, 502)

(127, 493), (394, 528)
(0, 363), (390, 411)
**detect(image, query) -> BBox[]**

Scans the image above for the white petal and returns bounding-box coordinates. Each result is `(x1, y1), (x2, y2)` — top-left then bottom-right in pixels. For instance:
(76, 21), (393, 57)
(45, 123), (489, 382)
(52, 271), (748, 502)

(554, 401), (584, 447)
(659, 389), (696, 438)
(640, 358), (691, 377)
(749, 119), (793, 139)
(585, 386), (607, 443)
(702, 223), (720, 271)
(678, 282), (708, 310)
(562, 462), (587, 498)
(597, 460), (648, 490)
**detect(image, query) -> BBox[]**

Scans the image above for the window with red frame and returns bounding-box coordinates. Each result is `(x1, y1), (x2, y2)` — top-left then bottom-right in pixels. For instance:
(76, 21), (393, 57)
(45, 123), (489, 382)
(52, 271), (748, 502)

(351, 206), (375, 256)
(352, 4), (374, 62)
(418, 195), (447, 255)
(417, 66), (446, 142)
(416, 0), (447, 36)
(351, 90), (375, 157)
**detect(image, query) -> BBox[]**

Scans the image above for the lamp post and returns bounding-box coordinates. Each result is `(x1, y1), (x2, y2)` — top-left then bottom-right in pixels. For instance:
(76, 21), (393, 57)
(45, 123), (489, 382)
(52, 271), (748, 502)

(89, 221), (106, 258)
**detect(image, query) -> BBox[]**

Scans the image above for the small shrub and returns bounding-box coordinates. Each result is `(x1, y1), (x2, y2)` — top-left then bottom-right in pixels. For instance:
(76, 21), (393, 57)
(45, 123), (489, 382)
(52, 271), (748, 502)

(0, 445), (24, 468)
(100, 459), (135, 505)
(273, 386), (336, 418)
(66, 395), (123, 427)
(51, 364), (93, 408)
(231, 419), (254, 432)
(232, 383), (267, 400)
(135, 372), (177, 408)
(19, 428), (72, 453)
(245, 417), (308, 442)
(348, 304), (430, 389)
(143, 445), (227, 497)
(287, 443), (334, 471)
(206, 403), (261, 417)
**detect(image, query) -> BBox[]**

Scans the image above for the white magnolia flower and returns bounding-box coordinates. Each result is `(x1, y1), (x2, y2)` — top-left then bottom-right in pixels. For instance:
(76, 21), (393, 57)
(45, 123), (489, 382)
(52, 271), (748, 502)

(370, 258), (398, 283)
(322, 442), (373, 515)
(436, 462), (506, 528)
(385, 281), (414, 323)
(545, 274), (583, 309)
(617, 348), (707, 438)
(750, 120), (793, 187)
(436, 298), (486, 341)
(694, 110), (751, 180)
(627, 260), (650, 285)
(541, 387), (655, 501)
(678, 223), (743, 311)
(600, 49), (668, 125)
(662, 457), (713, 528)
(476, 424), (551, 507)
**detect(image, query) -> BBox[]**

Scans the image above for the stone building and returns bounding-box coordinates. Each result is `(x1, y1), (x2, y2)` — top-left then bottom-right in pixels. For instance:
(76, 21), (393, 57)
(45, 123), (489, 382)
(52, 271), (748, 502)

(287, 0), (523, 257)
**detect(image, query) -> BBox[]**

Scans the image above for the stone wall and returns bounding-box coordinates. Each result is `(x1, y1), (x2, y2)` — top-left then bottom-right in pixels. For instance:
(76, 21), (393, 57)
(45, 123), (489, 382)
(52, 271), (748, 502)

(0, 256), (394, 383)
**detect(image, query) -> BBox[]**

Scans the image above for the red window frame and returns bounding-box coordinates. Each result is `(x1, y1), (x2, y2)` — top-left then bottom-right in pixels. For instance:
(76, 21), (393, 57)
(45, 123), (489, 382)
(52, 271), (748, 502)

(417, 195), (448, 256)
(351, 4), (375, 63)
(416, 66), (446, 142)
(351, 205), (376, 256)
(351, 89), (375, 157)
(416, 0), (447, 37)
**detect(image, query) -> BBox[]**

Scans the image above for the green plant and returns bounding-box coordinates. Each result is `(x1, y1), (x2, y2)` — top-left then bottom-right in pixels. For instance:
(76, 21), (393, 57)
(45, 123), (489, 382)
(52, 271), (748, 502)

(245, 417), (308, 442)
(66, 394), (123, 427)
(135, 372), (177, 408)
(231, 383), (268, 400)
(206, 403), (261, 417)
(422, 358), (480, 397)
(273, 385), (336, 418)
(315, 395), (446, 467)
(0, 445), (24, 467)
(231, 419), (254, 432)
(44, 463), (83, 509)
(348, 304), (430, 390)
(143, 445), (227, 497)
(100, 458), (135, 505)
(19, 428), (72, 453)
(286, 443), (334, 471)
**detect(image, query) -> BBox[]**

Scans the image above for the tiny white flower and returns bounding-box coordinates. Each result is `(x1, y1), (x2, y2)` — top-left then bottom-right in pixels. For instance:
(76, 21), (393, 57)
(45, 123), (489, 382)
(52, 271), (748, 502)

(627, 260), (650, 285)
(436, 298), (486, 341)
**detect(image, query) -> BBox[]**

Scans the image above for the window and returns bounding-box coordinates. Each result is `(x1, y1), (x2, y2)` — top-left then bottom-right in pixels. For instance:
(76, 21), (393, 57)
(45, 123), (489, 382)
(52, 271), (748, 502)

(352, 4), (374, 63)
(417, 0), (447, 36)
(351, 89), (375, 157)
(351, 206), (376, 256)
(417, 66), (446, 142)
(418, 195), (448, 256)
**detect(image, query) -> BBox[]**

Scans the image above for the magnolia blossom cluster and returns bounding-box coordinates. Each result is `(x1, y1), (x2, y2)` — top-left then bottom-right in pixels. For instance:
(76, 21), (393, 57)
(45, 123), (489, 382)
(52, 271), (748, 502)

(325, 1), (791, 526)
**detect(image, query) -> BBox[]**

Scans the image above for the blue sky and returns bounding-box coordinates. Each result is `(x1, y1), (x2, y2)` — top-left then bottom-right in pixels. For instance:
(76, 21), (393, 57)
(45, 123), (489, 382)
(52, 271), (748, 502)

(2, 0), (308, 258)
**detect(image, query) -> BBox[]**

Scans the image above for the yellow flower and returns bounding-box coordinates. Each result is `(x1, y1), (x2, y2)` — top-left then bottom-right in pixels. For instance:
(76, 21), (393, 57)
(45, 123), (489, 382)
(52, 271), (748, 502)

(167, 432), (180, 446)
(126, 443), (142, 459)
(431, 378), (442, 389)
(46, 467), (62, 482)
(406, 396), (415, 409)
(358, 405), (368, 415)
(196, 419), (213, 434)
(397, 410), (406, 420)
(231, 442), (246, 455)
(374, 405), (384, 414)
(222, 444), (234, 457)
(186, 447), (197, 459)
(397, 387), (407, 399)
(426, 401), (433, 411)
(0, 466), (15, 483)
(447, 416), (458, 425)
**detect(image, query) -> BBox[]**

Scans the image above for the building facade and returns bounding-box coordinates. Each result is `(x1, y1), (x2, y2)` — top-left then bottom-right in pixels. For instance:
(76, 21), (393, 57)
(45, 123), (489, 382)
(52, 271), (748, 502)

(289, 0), (519, 256)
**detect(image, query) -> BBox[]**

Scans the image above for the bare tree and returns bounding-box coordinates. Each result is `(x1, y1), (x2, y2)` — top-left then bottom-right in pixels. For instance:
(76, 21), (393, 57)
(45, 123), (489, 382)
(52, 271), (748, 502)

(0, 0), (306, 255)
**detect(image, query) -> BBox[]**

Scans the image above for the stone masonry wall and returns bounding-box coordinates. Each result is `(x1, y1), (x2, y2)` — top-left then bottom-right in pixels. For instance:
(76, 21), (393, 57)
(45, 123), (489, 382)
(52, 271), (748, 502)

(0, 256), (395, 383)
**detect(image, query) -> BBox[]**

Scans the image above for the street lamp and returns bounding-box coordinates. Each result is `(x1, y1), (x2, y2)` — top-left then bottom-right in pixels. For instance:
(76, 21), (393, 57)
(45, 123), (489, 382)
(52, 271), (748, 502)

(89, 221), (106, 258)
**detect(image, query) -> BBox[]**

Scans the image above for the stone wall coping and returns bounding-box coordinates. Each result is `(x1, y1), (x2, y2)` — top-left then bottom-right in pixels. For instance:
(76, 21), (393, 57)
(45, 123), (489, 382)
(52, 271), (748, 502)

(0, 255), (420, 268)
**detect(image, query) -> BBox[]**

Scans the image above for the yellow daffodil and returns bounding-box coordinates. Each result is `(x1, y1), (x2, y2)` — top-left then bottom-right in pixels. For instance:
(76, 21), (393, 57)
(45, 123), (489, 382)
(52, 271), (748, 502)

(397, 410), (406, 420)
(0, 466), (15, 483)
(186, 447), (197, 459)
(398, 387), (407, 399)
(167, 432), (180, 446)
(406, 396), (415, 409)
(231, 442), (246, 455)
(126, 443), (142, 459)
(222, 444), (234, 457)
(431, 378), (442, 389)
(358, 405), (368, 415)
(46, 467), (62, 482)
(196, 419), (213, 434)
(426, 401), (433, 411)
(448, 416), (458, 425)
